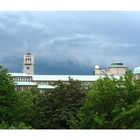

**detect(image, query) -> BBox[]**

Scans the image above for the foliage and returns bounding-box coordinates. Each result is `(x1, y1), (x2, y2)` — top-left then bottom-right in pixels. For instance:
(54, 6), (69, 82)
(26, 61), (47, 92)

(14, 89), (38, 127)
(74, 72), (140, 129)
(33, 78), (86, 129)
(0, 65), (17, 125)
(0, 121), (9, 129)
(1, 63), (140, 129)
(0, 65), (38, 128)
(0, 121), (32, 129)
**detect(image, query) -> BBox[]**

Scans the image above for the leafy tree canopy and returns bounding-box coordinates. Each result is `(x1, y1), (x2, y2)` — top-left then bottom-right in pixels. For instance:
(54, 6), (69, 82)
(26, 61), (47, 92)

(14, 89), (38, 127)
(74, 72), (140, 129)
(34, 78), (86, 129)
(0, 65), (16, 124)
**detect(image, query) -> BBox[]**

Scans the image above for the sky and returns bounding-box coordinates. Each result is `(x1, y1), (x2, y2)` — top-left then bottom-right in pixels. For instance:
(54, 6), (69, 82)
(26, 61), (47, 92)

(0, 11), (140, 75)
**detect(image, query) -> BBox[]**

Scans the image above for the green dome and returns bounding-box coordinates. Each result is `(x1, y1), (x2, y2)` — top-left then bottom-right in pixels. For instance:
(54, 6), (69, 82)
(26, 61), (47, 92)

(134, 67), (140, 74)
(109, 62), (124, 68)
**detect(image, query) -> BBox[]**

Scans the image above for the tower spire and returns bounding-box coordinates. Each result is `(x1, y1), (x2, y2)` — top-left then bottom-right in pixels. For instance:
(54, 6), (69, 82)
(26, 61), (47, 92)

(23, 40), (34, 75)
(25, 40), (31, 53)
(27, 40), (31, 53)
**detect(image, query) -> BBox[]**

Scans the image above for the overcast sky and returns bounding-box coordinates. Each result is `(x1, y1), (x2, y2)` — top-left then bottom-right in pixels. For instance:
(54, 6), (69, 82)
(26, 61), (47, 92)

(0, 11), (140, 74)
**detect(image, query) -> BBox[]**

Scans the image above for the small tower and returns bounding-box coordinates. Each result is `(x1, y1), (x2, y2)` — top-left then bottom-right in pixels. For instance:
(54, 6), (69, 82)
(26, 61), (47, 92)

(23, 42), (34, 75)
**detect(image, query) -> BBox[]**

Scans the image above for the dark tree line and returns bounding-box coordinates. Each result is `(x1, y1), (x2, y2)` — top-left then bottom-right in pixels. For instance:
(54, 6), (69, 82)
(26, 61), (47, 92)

(33, 78), (86, 129)
(1, 65), (140, 129)
(0, 66), (86, 128)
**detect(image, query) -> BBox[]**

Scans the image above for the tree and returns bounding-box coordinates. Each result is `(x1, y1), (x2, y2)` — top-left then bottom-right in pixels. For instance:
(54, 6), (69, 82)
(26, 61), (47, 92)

(0, 121), (32, 129)
(0, 65), (17, 125)
(33, 78), (86, 129)
(14, 89), (38, 127)
(74, 72), (140, 129)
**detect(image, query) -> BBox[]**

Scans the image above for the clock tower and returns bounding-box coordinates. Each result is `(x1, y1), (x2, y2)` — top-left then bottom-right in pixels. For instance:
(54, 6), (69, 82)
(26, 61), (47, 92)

(23, 52), (34, 75)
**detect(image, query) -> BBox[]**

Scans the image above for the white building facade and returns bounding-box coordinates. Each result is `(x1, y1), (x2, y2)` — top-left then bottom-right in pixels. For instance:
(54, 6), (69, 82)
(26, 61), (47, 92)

(23, 52), (34, 75)
(10, 52), (127, 93)
(94, 62), (128, 76)
(133, 67), (140, 80)
(10, 73), (107, 93)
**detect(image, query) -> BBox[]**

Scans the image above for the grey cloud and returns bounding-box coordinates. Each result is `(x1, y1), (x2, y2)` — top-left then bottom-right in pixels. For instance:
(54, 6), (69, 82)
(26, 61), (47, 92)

(0, 11), (139, 74)
(35, 33), (135, 68)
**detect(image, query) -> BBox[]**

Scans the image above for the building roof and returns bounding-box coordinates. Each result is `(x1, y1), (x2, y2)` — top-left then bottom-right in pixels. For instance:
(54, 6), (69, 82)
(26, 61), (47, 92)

(134, 67), (140, 74)
(109, 62), (125, 68)
(37, 85), (55, 89)
(15, 82), (37, 86)
(95, 65), (100, 69)
(10, 73), (120, 82)
(32, 75), (102, 81)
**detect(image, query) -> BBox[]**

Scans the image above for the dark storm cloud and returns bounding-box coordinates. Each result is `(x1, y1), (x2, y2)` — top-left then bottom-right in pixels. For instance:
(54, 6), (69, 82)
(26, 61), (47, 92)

(0, 11), (139, 74)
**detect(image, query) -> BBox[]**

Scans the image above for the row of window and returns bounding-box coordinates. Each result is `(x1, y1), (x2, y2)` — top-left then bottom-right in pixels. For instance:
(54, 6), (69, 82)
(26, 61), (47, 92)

(25, 58), (32, 62)
(36, 81), (92, 85)
(13, 77), (32, 82)
(37, 81), (54, 85)
(13, 77), (93, 86)
(15, 86), (35, 91)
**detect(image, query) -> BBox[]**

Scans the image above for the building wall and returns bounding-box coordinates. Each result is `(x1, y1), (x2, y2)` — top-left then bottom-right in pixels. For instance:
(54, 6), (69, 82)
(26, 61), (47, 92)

(23, 53), (34, 75)
(134, 74), (140, 80)
(95, 67), (128, 76)
(94, 69), (106, 76)
(12, 75), (95, 92)
(13, 76), (32, 82)
(108, 67), (128, 76)
(15, 85), (37, 92)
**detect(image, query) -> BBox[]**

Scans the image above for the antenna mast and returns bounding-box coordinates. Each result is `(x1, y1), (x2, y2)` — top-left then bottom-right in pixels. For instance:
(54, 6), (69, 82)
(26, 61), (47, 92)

(26, 40), (31, 53)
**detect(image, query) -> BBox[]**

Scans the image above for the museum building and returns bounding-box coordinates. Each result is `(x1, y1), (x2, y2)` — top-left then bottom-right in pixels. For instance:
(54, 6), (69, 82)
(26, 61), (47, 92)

(10, 51), (130, 93)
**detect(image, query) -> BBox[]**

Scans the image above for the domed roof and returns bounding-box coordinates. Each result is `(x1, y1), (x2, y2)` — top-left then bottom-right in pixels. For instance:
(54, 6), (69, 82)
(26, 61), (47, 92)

(134, 67), (140, 74)
(110, 62), (124, 68)
(95, 65), (99, 69)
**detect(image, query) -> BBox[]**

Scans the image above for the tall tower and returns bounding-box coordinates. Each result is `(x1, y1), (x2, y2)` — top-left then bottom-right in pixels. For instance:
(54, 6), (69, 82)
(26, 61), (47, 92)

(23, 41), (34, 75)
(23, 52), (34, 75)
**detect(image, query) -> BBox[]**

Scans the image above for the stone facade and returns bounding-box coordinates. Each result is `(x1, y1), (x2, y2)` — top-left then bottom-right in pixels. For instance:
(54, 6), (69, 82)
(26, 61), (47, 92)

(94, 62), (128, 76)
(23, 52), (34, 75)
